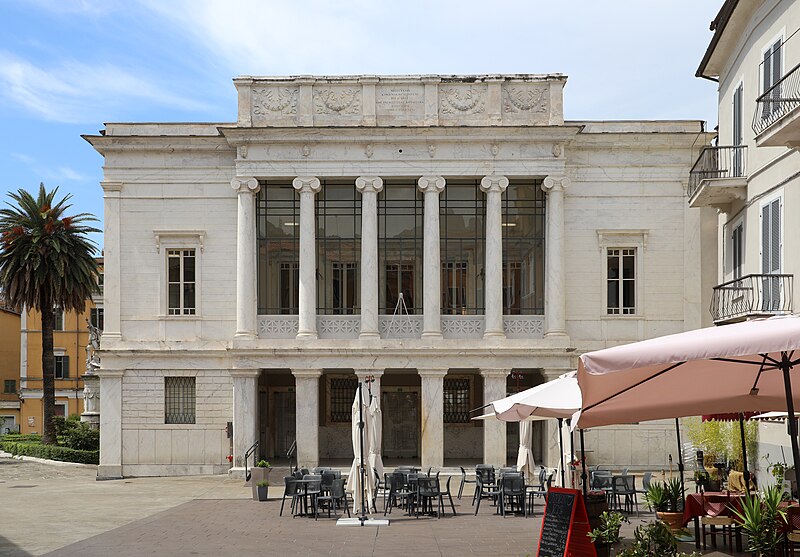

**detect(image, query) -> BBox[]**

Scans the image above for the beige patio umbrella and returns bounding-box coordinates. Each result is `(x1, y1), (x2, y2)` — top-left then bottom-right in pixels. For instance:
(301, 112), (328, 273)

(575, 314), (800, 477)
(516, 420), (536, 484)
(346, 385), (375, 515)
(367, 395), (384, 482)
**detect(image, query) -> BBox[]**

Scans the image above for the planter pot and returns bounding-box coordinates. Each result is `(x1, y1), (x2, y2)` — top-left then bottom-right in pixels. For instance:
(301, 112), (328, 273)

(656, 511), (685, 532)
(585, 492), (609, 534)
(256, 485), (269, 501)
(593, 543), (611, 557)
(250, 467), (272, 501)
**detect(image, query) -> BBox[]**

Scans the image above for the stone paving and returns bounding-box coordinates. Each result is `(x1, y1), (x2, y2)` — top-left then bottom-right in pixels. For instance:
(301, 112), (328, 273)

(0, 457), (750, 556)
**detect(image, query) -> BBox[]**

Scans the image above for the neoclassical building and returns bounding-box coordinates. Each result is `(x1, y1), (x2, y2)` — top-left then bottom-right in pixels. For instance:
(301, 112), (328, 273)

(85, 74), (713, 478)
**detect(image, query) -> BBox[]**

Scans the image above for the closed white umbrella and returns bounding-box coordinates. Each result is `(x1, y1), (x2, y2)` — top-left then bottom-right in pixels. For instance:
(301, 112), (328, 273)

(367, 395), (384, 481)
(516, 420), (536, 483)
(346, 386), (375, 514)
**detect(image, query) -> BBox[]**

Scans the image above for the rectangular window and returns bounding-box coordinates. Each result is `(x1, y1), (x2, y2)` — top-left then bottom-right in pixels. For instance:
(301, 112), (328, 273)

(53, 402), (67, 418)
(385, 263), (415, 314)
(607, 248), (636, 315)
(96, 273), (104, 296)
(442, 261), (468, 314)
(53, 308), (64, 331)
(3, 380), (15, 394)
(54, 355), (69, 379)
(164, 377), (196, 424)
(167, 249), (196, 316)
(328, 376), (358, 423)
(502, 262), (522, 315)
(444, 377), (471, 423)
(90, 308), (104, 330)
(762, 38), (782, 117)
(332, 262), (357, 315)
(279, 262), (299, 314)
(732, 223), (744, 280)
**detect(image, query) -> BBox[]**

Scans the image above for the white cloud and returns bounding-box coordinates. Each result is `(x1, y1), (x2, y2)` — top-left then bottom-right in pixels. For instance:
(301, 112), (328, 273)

(10, 153), (35, 164)
(0, 52), (212, 123)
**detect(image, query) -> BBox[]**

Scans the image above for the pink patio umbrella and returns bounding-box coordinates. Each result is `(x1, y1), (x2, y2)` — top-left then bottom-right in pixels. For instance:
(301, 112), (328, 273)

(575, 315), (800, 481)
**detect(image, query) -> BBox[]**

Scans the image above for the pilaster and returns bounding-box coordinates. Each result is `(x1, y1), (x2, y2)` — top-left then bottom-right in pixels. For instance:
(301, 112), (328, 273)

(232, 177), (261, 339)
(419, 369), (447, 469)
(417, 176), (446, 339)
(480, 175), (509, 339)
(97, 369), (124, 479)
(542, 176), (570, 338)
(101, 181), (123, 342)
(230, 369), (260, 468)
(481, 368), (510, 467)
(355, 177), (384, 339)
(293, 177), (322, 339)
(292, 369), (323, 467)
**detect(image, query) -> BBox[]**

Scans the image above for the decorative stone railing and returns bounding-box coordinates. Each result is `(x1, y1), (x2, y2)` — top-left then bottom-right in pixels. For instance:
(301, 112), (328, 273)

(257, 314), (545, 340)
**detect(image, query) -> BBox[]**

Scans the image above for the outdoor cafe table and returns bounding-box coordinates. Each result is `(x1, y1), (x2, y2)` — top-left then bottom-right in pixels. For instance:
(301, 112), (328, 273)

(682, 491), (745, 551)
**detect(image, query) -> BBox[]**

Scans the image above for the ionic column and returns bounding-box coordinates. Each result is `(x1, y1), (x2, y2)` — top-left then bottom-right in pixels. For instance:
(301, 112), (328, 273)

(292, 369), (322, 467)
(419, 369), (447, 469)
(541, 176), (569, 337)
(355, 177), (384, 339)
(293, 177), (321, 339)
(230, 369), (259, 469)
(354, 369), (384, 406)
(97, 369), (124, 479)
(481, 368), (510, 467)
(101, 181), (122, 341)
(480, 176), (509, 338)
(417, 176), (446, 339)
(232, 177), (261, 339)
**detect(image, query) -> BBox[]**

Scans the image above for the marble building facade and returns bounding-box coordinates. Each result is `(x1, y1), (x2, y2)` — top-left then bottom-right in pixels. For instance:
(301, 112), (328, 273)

(85, 74), (713, 478)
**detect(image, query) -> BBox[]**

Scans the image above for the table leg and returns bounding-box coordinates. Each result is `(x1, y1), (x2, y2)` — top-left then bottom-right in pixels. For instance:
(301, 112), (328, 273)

(694, 517), (701, 549)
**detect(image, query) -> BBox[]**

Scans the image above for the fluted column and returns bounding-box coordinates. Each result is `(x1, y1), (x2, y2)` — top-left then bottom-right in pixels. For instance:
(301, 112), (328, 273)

(355, 177), (384, 339)
(232, 177), (261, 339)
(292, 369), (322, 467)
(480, 176), (509, 338)
(230, 369), (259, 469)
(419, 368), (447, 468)
(293, 177), (321, 339)
(541, 176), (569, 337)
(482, 368), (510, 467)
(354, 369), (384, 406)
(417, 176), (446, 338)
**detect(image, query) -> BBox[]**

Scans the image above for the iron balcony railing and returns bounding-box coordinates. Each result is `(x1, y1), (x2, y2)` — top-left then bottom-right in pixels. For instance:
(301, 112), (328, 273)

(688, 145), (747, 199)
(753, 61), (800, 135)
(710, 273), (793, 323)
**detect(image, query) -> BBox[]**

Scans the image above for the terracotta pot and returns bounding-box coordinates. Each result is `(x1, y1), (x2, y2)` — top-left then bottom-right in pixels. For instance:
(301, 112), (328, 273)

(656, 511), (685, 532)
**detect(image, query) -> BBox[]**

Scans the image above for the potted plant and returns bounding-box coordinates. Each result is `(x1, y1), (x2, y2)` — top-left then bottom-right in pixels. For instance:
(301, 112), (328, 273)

(587, 510), (627, 557)
(250, 459), (272, 500)
(729, 485), (787, 557)
(646, 478), (684, 531)
(255, 480), (270, 501)
(616, 520), (700, 557)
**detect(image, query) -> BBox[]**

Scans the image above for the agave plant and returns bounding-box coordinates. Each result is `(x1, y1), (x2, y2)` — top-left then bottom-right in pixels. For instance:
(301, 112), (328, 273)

(729, 485), (787, 556)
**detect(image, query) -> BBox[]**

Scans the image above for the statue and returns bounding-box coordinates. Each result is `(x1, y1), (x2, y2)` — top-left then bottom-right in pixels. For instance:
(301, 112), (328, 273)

(81, 320), (101, 429)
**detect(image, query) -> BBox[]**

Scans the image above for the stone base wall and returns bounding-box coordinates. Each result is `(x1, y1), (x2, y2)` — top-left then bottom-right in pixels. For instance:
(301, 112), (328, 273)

(444, 425), (482, 459)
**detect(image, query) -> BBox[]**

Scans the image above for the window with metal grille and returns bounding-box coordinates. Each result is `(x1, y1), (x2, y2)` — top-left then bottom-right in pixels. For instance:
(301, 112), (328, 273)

(167, 249), (196, 315)
(502, 180), (545, 314)
(54, 355), (69, 379)
(607, 248), (636, 315)
(329, 376), (357, 423)
(164, 377), (196, 424)
(444, 377), (471, 423)
(257, 182), (300, 314)
(379, 181), (423, 314)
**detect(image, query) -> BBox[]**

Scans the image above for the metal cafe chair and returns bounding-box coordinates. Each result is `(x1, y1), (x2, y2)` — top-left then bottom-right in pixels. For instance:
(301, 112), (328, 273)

(474, 475), (503, 515)
(458, 466), (476, 500)
(415, 476), (445, 519)
(279, 476), (301, 517)
(472, 466), (496, 506)
(500, 475), (527, 518)
(314, 478), (350, 520)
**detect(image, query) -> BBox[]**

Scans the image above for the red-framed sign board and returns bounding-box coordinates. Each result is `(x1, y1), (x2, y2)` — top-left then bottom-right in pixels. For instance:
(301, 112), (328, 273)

(536, 487), (597, 557)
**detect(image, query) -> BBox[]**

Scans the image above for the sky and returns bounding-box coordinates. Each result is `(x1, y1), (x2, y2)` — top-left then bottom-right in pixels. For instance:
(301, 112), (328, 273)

(0, 0), (722, 250)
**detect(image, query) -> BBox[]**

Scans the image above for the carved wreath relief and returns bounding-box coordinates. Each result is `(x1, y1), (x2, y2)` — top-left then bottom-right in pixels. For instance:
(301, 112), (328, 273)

(503, 86), (549, 113)
(439, 86), (486, 115)
(313, 87), (361, 115)
(252, 87), (299, 116)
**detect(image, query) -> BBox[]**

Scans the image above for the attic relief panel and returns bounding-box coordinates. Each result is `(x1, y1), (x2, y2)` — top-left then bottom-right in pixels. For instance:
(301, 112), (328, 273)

(252, 87), (299, 116)
(439, 85), (486, 115)
(503, 85), (548, 114)
(313, 86), (362, 115)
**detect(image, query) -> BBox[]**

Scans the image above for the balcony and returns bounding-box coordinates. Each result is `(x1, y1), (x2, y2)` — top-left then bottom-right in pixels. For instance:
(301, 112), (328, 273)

(687, 146), (747, 210)
(753, 34), (800, 147)
(710, 274), (793, 324)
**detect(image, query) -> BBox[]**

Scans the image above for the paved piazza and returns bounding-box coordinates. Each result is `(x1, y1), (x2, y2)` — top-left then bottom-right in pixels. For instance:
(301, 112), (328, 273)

(1, 458), (739, 556)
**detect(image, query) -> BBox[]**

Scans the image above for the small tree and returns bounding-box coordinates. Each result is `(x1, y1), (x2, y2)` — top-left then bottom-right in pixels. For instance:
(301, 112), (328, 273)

(0, 184), (99, 444)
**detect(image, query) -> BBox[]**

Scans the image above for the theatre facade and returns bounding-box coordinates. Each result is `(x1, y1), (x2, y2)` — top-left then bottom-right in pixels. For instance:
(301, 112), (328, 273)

(85, 74), (714, 478)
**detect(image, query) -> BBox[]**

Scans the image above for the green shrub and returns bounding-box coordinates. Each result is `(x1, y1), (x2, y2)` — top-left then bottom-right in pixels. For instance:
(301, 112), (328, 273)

(0, 433), (42, 443)
(60, 422), (99, 451)
(0, 440), (99, 465)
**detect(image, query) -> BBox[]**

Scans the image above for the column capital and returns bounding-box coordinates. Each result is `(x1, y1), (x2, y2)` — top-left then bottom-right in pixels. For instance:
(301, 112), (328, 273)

(542, 175), (570, 193)
(418, 369), (448, 379)
(480, 368), (511, 379)
(101, 181), (123, 194)
(354, 369), (385, 380)
(480, 175), (509, 194)
(292, 369), (323, 379)
(228, 369), (261, 378)
(231, 177), (260, 194)
(417, 175), (445, 194)
(293, 176), (321, 194)
(355, 176), (384, 194)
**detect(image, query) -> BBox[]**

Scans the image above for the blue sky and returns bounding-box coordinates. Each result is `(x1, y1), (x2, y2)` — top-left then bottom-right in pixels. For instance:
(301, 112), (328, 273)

(0, 0), (721, 250)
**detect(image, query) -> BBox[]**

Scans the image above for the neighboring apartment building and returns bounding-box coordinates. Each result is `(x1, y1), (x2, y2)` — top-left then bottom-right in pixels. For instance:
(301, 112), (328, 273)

(85, 74), (713, 479)
(692, 0), (800, 469)
(18, 260), (103, 433)
(0, 300), (21, 434)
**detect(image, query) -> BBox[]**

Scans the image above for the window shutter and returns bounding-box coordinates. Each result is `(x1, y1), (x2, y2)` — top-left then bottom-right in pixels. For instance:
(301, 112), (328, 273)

(761, 204), (770, 274)
(771, 199), (781, 274)
(63, 356), (69, 378)
(772, 40), (782, 106)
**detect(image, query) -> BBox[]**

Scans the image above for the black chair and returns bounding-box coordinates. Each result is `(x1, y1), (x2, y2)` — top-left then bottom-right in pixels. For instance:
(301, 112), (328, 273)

(636, 472), (653, 503)
(474, 475), (502, 515)
(314, 478), (350, 520)
(384, 472), (413, 515)
(472, 466), (496, 506)
(279, 476), (300, 517)
(320, 471), (336, 495)
(415, 477), (445, 518)
(296, 474), (321, 517)
(500, 475), (527, 518)
(438, 474), (457, 516)
(610, 475), (637, 514)
(458, 466), (476, 500)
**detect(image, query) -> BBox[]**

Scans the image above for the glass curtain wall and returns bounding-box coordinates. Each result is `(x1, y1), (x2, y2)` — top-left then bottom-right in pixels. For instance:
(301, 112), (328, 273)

(440, 180), (485, 314)
(378, 181), (423, 314)
(317, 181), (361, 315)
(502, 181), (545, 314)
(257, 182), (299, 314)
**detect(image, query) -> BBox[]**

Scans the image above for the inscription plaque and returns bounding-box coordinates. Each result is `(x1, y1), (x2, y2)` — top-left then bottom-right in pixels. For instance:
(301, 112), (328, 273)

(376, 86), (425, 117)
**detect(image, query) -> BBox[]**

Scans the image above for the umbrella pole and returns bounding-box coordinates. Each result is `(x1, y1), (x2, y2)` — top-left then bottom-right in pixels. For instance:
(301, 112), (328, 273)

(579, 429), (588, 497)
(358, 382), (367, 525)
(738, 413), (750, 488)
(674, 418), (685, 501)
(569, 421), (575, 489)
(781, 352), (800, 479)
(557, 418), (566, 488)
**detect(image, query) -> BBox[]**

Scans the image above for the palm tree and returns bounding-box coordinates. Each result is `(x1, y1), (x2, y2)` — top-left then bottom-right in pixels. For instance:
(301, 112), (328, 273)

(0, 184), (99, 444)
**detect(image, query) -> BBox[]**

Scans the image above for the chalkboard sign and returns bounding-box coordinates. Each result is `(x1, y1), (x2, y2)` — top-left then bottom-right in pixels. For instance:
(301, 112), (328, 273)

(537, 488), (596, 557)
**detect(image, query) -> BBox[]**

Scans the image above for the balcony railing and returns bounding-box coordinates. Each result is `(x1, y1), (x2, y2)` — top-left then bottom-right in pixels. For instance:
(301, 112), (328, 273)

(753, 28), (800, 136)
(710, 273), (793, 324)
(688, 145), (747, 200)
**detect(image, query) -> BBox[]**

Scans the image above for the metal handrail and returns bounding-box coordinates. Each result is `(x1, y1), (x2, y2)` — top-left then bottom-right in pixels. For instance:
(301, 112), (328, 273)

(753, 61), (800, 135)
(710, 273), (793, 323)
(244, 440), (259, 482)
(688, 145), (747, 199)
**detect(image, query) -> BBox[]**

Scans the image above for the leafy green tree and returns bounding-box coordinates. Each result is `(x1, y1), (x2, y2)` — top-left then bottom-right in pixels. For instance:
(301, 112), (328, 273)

(0, 184), (99, 444)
